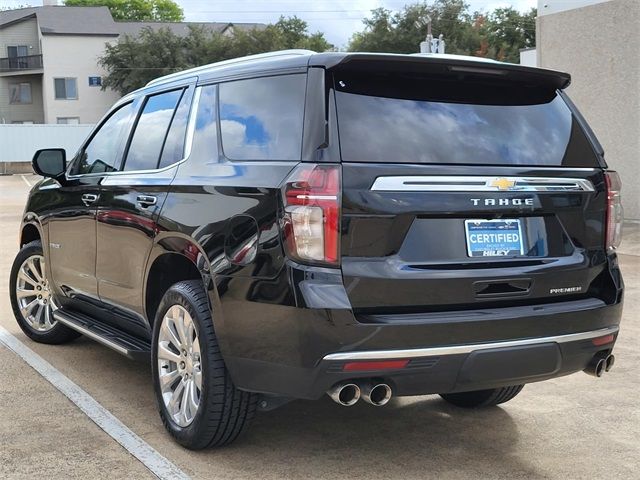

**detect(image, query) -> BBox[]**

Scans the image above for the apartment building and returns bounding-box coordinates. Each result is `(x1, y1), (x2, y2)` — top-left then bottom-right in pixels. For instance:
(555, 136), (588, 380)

(0, 6), (263, 125)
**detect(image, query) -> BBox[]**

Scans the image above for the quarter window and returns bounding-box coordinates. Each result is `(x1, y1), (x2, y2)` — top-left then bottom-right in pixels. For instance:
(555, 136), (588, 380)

(9, 82), (31, 104)
(123, 89), (183, 172)
(54, 78), (78, 100)
(219, 74), (306, 161)
(158, 88), (192, 169)
(71, 102), (135, 175)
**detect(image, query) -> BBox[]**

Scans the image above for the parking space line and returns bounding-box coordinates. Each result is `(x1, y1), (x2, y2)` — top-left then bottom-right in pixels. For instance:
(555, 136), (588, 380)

(0, 325), (190, 480)
(20, 174), (32, 188)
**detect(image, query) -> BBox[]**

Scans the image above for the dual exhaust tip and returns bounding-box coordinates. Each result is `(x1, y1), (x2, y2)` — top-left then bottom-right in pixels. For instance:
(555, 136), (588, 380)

(584, 353), (615, 378)
(328, 381), (392, 407)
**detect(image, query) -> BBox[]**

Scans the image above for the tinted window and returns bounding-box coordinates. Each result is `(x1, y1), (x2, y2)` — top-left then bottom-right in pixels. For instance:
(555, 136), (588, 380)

(124, 89), (183, 171)
(72, 102), (134, 175)
(334, 74), (600, 167)
(219, 75), (305, 161)
(159, 88), (192, 169)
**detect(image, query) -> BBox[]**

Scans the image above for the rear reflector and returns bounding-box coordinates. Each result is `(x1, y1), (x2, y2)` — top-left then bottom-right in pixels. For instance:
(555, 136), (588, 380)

(592, 334), (615, 346)
(605, 171), (623, 250)
(343, 360), (409, 372)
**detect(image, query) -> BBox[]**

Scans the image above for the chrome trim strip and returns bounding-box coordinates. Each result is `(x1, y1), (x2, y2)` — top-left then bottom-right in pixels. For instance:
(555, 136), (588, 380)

(370, 175), (595, 192)
(322, 326), (618, 361)
(54, 311), (129, 356)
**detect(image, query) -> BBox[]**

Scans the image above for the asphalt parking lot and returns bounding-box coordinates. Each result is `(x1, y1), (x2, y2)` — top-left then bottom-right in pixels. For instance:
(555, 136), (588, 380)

(1, 173), (639, 479)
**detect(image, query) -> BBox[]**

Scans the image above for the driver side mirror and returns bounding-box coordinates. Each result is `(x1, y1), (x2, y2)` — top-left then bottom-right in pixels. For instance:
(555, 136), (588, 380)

(32, 149), (66, 178)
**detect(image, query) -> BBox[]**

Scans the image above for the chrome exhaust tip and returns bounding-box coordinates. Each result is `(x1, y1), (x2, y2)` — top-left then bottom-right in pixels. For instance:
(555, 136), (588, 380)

(327, 382), (361, 406)
(584, 353), (607, 377)
(605, 354), (615, 372)
(361, 383), (392, 406)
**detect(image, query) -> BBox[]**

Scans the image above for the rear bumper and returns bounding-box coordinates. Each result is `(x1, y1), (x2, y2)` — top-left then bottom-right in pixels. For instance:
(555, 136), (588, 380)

(223, 300), (622, 400)
(217, 262), (623, 400)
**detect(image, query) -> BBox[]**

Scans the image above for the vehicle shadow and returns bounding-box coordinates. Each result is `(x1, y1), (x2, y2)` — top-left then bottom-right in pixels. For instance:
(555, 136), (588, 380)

(54, 338), (543, 478)
(198, 395), (543, 479)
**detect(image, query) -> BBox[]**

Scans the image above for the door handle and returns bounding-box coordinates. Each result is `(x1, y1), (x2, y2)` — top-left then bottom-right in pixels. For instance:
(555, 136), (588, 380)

(81, 193), (99, 206)
(136, 195), (157, 207)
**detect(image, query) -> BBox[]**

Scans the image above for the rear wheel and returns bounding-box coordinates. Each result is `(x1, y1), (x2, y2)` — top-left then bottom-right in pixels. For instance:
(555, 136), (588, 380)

(440, 385), (524, 408)
(9, 240), (80, 344)
(152, 280), (257, 449)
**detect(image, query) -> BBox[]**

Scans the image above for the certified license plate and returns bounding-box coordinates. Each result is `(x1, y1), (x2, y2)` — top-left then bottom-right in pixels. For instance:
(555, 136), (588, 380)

(465, 219), (524, 257)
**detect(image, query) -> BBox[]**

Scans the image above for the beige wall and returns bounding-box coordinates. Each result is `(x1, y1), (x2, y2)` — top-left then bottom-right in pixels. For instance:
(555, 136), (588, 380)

(40, 34), (120, 124)
(0, 18), (44, 124)
(0, 17), (40, 57)
(0, 74), (44, 124)
(537, 0), (640, 220)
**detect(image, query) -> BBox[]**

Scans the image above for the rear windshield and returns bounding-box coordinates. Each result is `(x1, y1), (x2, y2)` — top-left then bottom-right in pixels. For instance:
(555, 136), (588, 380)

(334, 73), (600, 167)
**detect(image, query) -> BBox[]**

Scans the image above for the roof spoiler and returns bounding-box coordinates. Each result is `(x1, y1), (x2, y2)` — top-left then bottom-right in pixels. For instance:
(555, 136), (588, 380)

(312, 53), (571, 90)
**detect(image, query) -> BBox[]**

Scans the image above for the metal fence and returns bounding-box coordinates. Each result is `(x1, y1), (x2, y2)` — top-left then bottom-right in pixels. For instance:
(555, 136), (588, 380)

(0, 124), (94, 164)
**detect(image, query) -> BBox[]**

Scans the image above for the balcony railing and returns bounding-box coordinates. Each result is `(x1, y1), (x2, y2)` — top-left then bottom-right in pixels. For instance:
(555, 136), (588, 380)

(0, 54), (43, 73)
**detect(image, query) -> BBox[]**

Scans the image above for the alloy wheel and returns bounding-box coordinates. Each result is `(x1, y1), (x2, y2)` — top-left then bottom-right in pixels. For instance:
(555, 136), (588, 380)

(157, 305), (202, 427)
(15, 254), (57, 332)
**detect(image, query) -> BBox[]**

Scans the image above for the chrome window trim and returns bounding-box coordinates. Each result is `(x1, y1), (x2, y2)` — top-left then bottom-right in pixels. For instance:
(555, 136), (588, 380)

(323, 326), (618, 361)
(370, 175), (595, 192)
(65, 85), (201, 179)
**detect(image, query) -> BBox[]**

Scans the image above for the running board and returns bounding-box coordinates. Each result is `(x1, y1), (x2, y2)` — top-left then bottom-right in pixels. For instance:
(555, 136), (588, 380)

(53, 309), (151, 361)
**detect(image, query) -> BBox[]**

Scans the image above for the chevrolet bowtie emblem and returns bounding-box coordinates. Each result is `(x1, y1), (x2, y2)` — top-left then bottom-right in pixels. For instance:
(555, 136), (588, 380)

(489, 178), (516, 190)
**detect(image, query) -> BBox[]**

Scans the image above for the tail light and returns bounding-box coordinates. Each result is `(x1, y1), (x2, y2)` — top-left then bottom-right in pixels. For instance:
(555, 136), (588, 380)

(605, 171), (623, 250)
(281, 164), (341, 266)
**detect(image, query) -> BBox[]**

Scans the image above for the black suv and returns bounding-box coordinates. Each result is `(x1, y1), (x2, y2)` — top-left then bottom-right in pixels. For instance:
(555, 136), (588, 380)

(10, 51), (624, 449)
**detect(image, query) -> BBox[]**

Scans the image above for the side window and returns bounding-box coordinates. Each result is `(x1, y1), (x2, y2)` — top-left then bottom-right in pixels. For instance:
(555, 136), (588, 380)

(219, 74), (306, 161)
(158, 88), (192, 169)
(123, 89), (183, 172)
(71, 102), (134, 175)
(187, 85), (218, 166)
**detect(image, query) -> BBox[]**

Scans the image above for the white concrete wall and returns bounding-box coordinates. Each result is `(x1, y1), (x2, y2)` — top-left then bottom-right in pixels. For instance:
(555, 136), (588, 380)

(0, 124), (93, 162)
(537, 0), (640, 220)
(519, 48), (537, 67)
(538, 0), (612, 16)
(40, 35), (120, 124)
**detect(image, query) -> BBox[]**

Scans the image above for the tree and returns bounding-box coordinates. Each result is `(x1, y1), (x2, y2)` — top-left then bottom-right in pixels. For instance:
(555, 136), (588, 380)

(349, 1), (478, 55)
(99, 17), (332, 95)
(348, 0), (536, 63)
(64, 0), (184, 22)
(483, 7), (536, 62)
(99, 27), (187, 94)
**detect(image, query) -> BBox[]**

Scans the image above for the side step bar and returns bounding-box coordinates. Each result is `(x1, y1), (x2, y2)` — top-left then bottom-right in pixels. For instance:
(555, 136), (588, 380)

(53, 309), (151, 361)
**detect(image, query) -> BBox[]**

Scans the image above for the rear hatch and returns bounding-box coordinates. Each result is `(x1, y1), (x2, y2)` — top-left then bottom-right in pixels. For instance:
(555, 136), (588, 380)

(331, 60), (610, 314)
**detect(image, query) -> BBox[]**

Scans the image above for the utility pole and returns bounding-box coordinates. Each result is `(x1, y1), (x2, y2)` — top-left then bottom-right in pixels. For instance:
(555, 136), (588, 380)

(419, 15), (445, 54)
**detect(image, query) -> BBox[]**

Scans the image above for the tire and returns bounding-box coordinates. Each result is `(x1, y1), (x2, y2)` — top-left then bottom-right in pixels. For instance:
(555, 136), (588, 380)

(151, 280), (257, 449)
(440, 385), (524, 408)
(9, 240), (80, 345)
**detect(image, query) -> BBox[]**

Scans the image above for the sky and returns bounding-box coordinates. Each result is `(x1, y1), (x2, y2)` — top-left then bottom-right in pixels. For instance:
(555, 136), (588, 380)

(1, 0), (538, 48)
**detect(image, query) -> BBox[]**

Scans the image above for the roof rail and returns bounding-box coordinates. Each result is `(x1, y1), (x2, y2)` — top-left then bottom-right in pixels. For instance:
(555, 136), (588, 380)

(145, 49), (316, 87)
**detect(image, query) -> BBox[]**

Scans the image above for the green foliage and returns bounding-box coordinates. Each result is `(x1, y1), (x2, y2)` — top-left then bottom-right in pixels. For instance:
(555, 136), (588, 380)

(348, 0), (536, 63)
(64, 0), (184, 22)
(99, 17), (332, 95)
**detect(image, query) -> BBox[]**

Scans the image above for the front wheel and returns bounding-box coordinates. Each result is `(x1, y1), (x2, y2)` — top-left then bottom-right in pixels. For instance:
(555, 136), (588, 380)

(152, 280), (257, 449)
(9, 240), (80, 344)
(440, 385), (524, 408)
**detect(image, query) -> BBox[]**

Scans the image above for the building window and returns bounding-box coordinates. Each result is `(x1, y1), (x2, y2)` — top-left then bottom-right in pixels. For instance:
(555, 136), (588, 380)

(7, 45), (29, 68)
(11, 120), (34, 124)
(9, 83), (32, 104)
(57, 117), (80, 125)
(54, 78), (78, 100)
